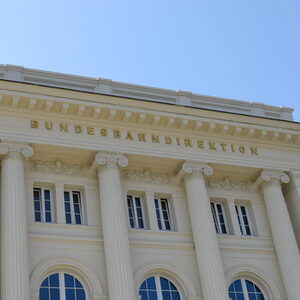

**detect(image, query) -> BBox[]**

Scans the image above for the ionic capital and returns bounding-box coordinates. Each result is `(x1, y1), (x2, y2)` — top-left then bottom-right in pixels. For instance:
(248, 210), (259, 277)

(95, 152), (128, 169)
(0, 143), (33, 160)
(182, 162), (213, 177)
(261, 169), (289, 185)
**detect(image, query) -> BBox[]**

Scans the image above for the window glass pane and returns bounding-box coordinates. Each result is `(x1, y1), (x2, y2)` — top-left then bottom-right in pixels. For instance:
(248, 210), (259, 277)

(64, 192), (70, 201)
(45, 200), (51, 211)
(139, 290), (148, 300)
(138, 218), (144, 228)
(49, 274), (59, 287)
(75, 214), (81, 224)
(147, 277), (156, 290)
(64, 274), (75, 287)
(46, 212), (52, 223)
(75, 278), (83, 288)
(74, 204), (80, 213)
(171, 291), (180, 300)
(66, 213), (72, 224)
(135, 197), (141, 207)
(160, 277), (169, 290)
(149, 291), (158, 300)
(233, 280), (243, 292)
(34, 189), (41, 200)
(44, 190), (50, 200)
(165, 221), (171, 230)
(50, 288), (60, 300)
(65, 202), (71, 213)
(35, 212), (41, 222)
(41, 277), (49, 287)
(65, 289), (75, 300)
(39, 288), (49, 300)
(34, 201), (41, 210)
(76, 289), (86, 300)
(162, 291), (171, 300)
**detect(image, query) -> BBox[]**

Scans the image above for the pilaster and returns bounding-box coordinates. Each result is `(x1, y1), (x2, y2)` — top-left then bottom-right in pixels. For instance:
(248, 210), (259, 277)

(261, 169), (300, 300)
(0, 142), (33, 300)
(95, 152), (137, 300)
(182, 161), (229, 300)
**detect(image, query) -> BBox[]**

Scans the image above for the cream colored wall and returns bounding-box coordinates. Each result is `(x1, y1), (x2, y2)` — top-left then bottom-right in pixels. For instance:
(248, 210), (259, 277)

(26, 171), (286, 299)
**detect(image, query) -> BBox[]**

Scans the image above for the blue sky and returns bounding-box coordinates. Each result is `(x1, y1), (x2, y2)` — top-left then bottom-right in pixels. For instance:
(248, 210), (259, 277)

(1, 0), (300, 121)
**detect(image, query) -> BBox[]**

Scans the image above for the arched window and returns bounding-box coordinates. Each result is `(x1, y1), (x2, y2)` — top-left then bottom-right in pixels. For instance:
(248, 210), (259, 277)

(39, 273), (86, 300)
(228, 279), (265, 300)
(139, 275), (181, 300)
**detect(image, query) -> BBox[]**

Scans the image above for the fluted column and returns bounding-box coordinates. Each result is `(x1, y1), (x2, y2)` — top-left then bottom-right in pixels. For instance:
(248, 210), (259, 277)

(95, 153), (136, 300)
(0, 143), (33, 300)
(182, 162), (229, 300)
(261, 170), (300, 300)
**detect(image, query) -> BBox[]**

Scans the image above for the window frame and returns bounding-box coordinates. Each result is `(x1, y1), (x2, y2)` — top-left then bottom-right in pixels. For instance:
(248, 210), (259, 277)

(127, 195), (146, 229)
(139, 275), (181, 300)
(33, 187), (53, 223)
(64, 190), (84, 225)
(154, 197), (173, 231)
(228, 278), (265, 300)
(235, 204), (252, 236)
(39, 272), (88, 300)
(210, 201), (228, 234)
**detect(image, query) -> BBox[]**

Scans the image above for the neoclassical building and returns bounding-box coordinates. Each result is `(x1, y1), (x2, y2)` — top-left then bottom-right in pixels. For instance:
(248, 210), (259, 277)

(0, 64), (300, 300)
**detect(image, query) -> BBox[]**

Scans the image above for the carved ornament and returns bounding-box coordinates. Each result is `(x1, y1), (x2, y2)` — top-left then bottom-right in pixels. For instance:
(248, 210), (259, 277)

(121, 169), (170, 184)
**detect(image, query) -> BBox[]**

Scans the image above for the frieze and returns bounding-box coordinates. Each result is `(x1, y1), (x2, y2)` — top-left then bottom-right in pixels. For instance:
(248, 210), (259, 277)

(26, 159), (85, 176)
(206, 176), (252, 191)
(121, 169), (171, 184)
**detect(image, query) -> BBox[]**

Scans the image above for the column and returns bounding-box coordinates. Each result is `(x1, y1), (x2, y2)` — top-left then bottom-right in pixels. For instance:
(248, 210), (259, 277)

(95, 153), (136, 300)
(182, 162), (229, 300)
(261, 170), (300, 300)
(0, 143), (33, 300)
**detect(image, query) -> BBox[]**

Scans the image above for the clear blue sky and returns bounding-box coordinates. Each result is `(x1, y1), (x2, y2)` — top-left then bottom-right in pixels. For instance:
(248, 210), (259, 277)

(1, 0), (300, 121)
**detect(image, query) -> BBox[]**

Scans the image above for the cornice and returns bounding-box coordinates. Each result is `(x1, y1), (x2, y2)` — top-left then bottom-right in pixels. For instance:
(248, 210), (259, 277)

(0, 83), (300, 146)
(0, 64), (293, 121)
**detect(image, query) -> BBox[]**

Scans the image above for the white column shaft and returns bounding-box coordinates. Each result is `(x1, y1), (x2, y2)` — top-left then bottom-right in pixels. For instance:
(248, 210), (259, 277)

(1, 151), (30, 300)
(96, 154), (136, 300)
(184, 167), (229, 300)
(263, 180), (300, 300)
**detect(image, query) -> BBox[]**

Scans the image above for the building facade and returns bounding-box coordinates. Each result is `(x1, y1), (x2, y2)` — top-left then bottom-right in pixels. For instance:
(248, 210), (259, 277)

(1, 64), (300, 300)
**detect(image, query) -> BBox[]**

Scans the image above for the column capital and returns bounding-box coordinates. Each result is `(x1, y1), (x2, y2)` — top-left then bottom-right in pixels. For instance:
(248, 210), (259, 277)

(95, 152), (128, 168)
(182, 161), (213, 176)
(261, 169), (289, 185)
(0, 143), (33, 159)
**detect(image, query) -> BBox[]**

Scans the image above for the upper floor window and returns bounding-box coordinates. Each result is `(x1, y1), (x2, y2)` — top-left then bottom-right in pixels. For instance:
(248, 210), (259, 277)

(33, 187), (52, 223)
(228, 279), (265, 300)
(155, 198), (173, 231)
(139, 276), (180, 300)
(211, 202), (228, 234)
(40, 272), (86, 300)
(235, 204), (252, 236)
(64, 191), (83, 225)
(127, 195), (145, 229)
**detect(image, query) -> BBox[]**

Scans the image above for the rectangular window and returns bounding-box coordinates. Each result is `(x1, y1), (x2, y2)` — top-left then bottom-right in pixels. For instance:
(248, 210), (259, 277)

(127, 195), (145, 229)
(33, 187), (52, 223)
(64, 191), (83, 225)
(235, 204), (252, 236)
(210, 202), (227, 234)
(155, 198), (172, 231)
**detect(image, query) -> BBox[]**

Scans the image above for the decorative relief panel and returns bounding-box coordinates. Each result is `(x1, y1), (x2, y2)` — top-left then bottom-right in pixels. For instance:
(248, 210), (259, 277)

(206, 176), (253, 192)
(26, 159), (85, 176)
(121, 169), (171, 184)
